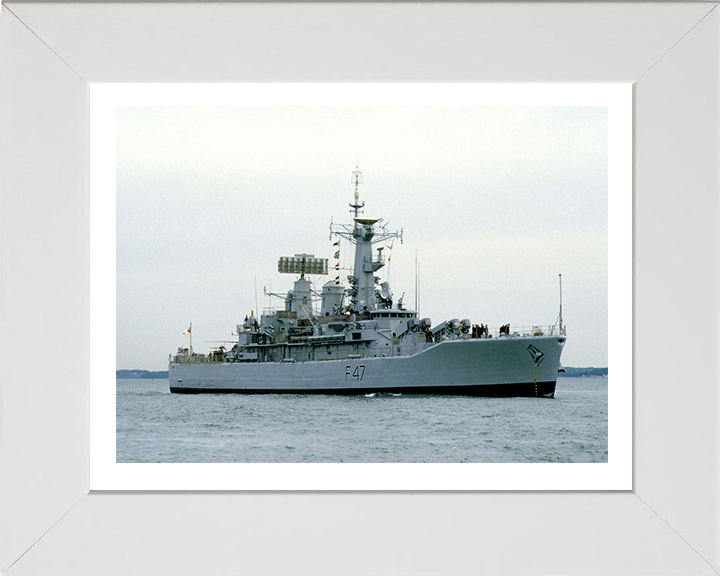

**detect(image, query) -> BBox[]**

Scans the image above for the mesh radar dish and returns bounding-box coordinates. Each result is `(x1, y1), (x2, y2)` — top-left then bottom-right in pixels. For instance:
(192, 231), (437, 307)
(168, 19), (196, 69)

(277, 254), (329, 275)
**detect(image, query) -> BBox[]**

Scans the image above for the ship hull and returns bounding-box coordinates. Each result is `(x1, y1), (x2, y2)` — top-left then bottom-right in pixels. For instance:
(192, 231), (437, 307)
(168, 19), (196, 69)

(169, 335), (565, 398)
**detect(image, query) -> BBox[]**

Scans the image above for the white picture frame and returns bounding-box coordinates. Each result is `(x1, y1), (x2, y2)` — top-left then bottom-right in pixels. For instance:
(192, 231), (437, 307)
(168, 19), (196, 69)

(2, 2), (718, 574)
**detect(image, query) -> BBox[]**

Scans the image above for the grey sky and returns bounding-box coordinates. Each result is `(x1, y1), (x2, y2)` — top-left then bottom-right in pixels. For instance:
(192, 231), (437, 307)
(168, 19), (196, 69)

(116, 105), (608, 371)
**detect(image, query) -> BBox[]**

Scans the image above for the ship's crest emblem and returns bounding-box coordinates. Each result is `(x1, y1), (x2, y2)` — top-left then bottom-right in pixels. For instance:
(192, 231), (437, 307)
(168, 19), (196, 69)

(527, 344), (545, 366)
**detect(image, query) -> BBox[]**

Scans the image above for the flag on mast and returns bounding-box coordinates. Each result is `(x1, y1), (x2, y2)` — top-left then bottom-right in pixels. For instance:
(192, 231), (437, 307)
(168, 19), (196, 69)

(184, 323), (193, 354)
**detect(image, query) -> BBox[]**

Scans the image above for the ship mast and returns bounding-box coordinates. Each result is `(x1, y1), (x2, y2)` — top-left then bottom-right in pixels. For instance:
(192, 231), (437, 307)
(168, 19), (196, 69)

(350, 167), (363, 218)
(330, 168), (403, 313)
(551, 273), (566, 336)
(558, 273), (564, 335)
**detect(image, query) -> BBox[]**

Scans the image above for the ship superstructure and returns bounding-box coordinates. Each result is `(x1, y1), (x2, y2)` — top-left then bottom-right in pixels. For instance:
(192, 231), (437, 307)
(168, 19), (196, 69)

(170, 170), (566, 397)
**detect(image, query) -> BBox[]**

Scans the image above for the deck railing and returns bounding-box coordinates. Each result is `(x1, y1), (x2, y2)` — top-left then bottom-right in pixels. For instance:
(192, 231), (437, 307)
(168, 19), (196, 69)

(173, 353), (226, 364)
(469, 324), (566, 339)
(505, 324), (566, 337)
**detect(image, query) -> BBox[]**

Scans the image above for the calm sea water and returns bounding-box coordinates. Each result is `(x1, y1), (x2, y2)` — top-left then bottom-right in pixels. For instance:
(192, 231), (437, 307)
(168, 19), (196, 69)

(116, 377), (607, 463)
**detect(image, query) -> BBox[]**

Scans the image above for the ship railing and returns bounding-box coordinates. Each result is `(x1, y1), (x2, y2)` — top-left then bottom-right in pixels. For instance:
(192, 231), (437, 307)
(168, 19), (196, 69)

(264, 306), (327, 319)
(264, 307), (290, 317)
(494, 325), (564, 337)
(173, 353), (226, 364)
(465, 324), (565, 339)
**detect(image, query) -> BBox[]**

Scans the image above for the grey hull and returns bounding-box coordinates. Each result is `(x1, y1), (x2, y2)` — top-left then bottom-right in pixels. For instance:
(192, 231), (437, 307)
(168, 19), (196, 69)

(169, 335), (565, 397)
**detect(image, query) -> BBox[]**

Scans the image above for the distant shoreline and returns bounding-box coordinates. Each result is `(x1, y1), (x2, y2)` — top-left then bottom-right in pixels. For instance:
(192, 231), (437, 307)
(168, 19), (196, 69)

(116, 369), (170, 379)
(116, 367), (608, 379)
(559, 367), (608, 378)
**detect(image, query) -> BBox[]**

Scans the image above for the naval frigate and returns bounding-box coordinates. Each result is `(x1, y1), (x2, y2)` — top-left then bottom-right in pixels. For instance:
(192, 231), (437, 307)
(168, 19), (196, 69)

(169, 169), (566, 397)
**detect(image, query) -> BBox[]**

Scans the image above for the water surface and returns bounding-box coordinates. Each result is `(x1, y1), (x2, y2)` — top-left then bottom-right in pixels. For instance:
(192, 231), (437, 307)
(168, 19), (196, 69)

(116, 376), (607, 463)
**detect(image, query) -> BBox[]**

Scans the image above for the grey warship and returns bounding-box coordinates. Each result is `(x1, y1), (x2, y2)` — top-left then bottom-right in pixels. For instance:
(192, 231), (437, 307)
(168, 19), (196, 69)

(170, 169), (566, 397)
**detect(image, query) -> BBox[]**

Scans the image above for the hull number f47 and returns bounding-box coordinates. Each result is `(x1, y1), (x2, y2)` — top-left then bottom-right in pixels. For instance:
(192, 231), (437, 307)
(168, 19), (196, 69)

(346, 365), (366, 382)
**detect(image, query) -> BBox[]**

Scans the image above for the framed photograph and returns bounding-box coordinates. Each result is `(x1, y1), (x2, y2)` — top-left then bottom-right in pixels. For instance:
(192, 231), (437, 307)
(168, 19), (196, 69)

(91, 83), (630, 491)
(2, 2), (718, 574)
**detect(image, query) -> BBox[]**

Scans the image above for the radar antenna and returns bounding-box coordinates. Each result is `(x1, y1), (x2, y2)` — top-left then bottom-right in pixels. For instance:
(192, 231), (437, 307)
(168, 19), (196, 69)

(277, 254), (329, 277)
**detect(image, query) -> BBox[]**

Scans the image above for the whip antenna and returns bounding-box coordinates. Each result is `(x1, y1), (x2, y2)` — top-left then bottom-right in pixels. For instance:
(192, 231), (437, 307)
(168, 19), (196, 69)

(559, 273), (564, 334)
